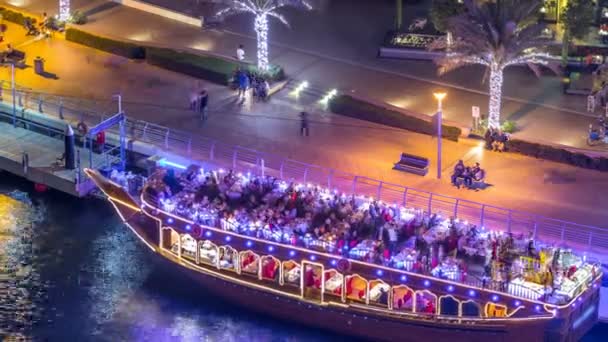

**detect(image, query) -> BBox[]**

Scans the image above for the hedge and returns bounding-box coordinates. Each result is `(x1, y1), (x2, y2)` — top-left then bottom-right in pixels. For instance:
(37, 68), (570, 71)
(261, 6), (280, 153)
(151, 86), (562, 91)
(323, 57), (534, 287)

(146, 47), (236, 85)
(65, 28), (146, 59)
(507, 139), (608, 172)
(0, 7), (36, 25)
(329, 94), (462, 141)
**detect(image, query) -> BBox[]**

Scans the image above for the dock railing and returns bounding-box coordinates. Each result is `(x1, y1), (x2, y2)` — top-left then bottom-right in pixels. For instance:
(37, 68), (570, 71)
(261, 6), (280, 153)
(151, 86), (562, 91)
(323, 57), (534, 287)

(1, 86), (607, 258)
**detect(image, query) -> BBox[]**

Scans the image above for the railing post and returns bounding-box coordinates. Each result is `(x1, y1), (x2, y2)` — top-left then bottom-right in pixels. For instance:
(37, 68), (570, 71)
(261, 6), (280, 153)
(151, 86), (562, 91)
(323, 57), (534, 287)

(560, 223), (566, 244)
(507, 211), (512, 233)
(18, 92), (22, 107)
(209, 141), (216, 160)
(59, 97), (64, 119)
(164, 130), (170, 149)
(454, 199), (459, 218)
(232, 149), (237, 169)
(38, 96), (43, 113)
(142, 123), (149, 141)
(480, 205), (485, 228)
(427, 193), (433, 214)
(279, 160), (285, 179)
(377, 181), (383, 200)
(187, 138), (192, 156)
(303, 166), (309, 183)
(327, 169), (333, 189)
(588, 232), (593, 250)
(402, 187), (408, 206)
(532, 221), (538, 240)
(352, 176), (358, 194)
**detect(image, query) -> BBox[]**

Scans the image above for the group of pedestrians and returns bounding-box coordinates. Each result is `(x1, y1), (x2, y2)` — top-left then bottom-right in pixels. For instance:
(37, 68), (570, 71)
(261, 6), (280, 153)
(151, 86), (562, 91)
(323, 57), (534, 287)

(450, 160), (486, 189)
(484, 128), (509, 152)
(234, 68), (270, 103)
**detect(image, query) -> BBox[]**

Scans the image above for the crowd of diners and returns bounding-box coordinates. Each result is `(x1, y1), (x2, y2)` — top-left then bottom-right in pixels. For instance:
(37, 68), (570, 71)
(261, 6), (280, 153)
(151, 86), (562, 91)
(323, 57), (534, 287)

(143, 165), (597, 304)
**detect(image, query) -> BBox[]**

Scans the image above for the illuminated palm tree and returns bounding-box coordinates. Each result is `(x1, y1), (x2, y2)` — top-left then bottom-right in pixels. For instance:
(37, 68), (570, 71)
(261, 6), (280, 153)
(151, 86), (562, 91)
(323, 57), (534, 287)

(215, 0), (313, 72)
(433, 0), (555, 128)
(59, 0), (70, 21)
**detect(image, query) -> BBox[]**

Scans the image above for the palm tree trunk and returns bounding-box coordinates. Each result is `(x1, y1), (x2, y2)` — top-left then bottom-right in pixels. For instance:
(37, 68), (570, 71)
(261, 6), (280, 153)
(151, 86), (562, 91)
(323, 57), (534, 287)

(254, 14), (269, 71)
(561, 29), (570, 67)
(488, 65), (503, 129)
(396, 0), (403, 31)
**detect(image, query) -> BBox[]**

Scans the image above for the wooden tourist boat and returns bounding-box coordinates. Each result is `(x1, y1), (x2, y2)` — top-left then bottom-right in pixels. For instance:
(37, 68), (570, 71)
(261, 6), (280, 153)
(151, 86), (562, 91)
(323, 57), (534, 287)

(84, 168), (601, 342)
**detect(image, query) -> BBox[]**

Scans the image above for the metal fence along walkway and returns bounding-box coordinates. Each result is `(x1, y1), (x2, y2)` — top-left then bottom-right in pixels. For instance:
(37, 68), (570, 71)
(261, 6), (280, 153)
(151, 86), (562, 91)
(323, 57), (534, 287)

(1, 86), (607, 258)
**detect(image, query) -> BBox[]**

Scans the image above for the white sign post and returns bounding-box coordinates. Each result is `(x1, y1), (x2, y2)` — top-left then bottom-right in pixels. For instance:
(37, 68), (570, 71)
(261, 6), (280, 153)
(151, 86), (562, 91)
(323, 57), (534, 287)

(472, 106), (480, 131)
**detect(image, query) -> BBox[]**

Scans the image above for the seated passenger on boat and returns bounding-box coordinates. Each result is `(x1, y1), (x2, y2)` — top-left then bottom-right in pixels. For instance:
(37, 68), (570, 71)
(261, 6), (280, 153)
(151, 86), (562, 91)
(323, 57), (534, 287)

(139, 165), (600, 305)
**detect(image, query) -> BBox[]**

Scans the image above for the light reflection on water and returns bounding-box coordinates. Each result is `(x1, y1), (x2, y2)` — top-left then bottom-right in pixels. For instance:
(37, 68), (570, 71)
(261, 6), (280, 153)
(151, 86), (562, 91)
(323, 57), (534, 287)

(0, 176), (335, 342)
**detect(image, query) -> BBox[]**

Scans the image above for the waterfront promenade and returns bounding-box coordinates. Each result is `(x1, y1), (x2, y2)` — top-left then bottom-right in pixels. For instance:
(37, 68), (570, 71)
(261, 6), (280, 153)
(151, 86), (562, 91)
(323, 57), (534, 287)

(4, 0), (603, 150)
(0, 10), (606, 230)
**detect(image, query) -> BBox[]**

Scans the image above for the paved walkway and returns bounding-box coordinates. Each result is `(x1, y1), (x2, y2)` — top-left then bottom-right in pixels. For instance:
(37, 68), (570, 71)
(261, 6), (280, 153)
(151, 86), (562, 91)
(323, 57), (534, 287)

(0, 18), (606, 233)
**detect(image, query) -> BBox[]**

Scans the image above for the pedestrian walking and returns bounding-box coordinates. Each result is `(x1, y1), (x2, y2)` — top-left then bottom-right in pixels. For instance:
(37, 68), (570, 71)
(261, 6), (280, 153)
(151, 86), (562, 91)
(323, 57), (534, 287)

(198, 89), (209, 121)
(300, 111), (309, 136)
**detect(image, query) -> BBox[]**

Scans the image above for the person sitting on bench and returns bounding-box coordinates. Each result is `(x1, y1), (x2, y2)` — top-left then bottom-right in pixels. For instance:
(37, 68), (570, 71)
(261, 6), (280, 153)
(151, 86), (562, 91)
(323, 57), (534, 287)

(451, 160), (465, 186)
(462, 167), (473, 188)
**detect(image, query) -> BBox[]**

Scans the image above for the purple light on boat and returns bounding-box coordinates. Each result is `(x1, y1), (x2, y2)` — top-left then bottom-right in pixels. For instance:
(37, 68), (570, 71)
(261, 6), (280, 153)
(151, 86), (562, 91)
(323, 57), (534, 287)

(185, 224), (191, 231)
(468, 289), (476, 297)
(167, 217), (174, 224)
(423, 280), (430, 287)
(535, 305), (541, 312)
(225, 236), (232, 242)
(268, 246), (275, 253)
(309, 255), (317, 261)
(205, 231), (212, 238)
(330, 259), (337, 267)
(376, 270), (384, 277)
(491, 295), (499, 302)
(577, 297), (583, 302)
(447, 285), (454, 292)
(246, 240), (253, 248)
(572, 302), (576, 308)
(400, 275), (407, 282)
(289, 250), (296, 257)
(514, 300), (521, 306)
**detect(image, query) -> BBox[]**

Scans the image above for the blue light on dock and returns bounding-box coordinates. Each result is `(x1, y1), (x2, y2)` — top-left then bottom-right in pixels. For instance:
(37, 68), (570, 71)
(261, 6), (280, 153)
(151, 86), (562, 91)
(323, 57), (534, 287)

(289, 250), (296, 257)
(423, 280), (430, 287)
(268, 246), (275, 253)
(400, 275), (407, 282)
(447, 285), (454, 292)
(205, 231), (212, 238)
(158, 158), (187, 170)
(468, 289), (476, 297)
(309, 255), (317, 261)
(225, 236), (232, 242)
(185, 224), (191, 231)
(376, 270), (384, 277)
(491, 295), (499, 302)
(330, 259), (337, 266)
(167, 217), (173, 224)
(514, 300), (521, 306)
(246, 240), (253, 248)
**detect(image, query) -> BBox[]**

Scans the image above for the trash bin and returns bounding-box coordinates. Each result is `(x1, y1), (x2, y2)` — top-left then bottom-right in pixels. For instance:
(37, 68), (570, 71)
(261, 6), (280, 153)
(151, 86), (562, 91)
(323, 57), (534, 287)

(34, 57), (44, 74)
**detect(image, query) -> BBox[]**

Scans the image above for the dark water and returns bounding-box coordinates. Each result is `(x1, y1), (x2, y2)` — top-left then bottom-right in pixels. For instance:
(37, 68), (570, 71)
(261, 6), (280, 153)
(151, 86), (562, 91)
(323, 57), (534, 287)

(0, 173), (605, 341)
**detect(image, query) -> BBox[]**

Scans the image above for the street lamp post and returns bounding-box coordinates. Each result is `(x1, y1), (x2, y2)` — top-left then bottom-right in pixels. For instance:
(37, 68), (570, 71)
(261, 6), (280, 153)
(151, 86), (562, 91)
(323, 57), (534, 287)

(433, 92), (446, 179)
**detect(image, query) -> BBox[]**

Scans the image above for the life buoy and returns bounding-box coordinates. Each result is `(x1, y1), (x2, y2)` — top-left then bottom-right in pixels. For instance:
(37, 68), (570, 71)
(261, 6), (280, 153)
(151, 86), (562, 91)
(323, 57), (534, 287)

(337, 258), (351, 273)
(77, 122), (88, 136)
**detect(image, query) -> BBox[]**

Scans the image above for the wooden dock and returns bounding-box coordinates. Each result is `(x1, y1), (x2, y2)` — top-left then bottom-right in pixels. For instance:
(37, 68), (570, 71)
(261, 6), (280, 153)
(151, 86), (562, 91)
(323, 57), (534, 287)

(0, 121), (105, 197)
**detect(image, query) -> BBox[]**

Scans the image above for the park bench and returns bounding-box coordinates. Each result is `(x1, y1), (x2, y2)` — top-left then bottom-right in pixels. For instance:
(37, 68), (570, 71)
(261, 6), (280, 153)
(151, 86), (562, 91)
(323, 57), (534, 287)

(393, 153), (429, 176)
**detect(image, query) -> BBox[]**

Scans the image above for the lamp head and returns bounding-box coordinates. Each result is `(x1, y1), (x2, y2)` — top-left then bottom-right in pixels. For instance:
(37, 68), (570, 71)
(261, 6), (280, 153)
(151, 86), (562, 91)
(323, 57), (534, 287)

(433, 92), (447, 101)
